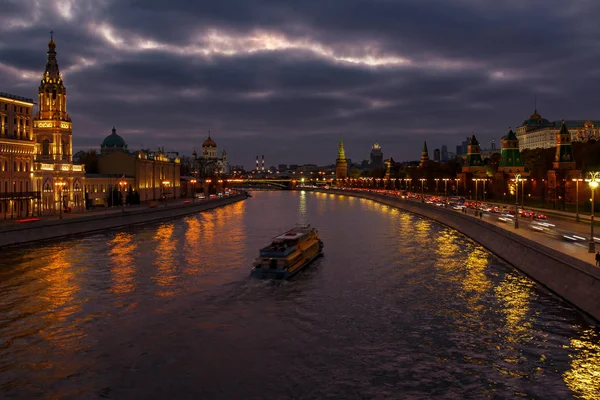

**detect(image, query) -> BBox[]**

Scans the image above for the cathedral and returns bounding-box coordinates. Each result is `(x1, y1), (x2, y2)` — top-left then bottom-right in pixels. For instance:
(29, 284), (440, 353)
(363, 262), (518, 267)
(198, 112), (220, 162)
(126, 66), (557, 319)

(192, 132), (229, 176)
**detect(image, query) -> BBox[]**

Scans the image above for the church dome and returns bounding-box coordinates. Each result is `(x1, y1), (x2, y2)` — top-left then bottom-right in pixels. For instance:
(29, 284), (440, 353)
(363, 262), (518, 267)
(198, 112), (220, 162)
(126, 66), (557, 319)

(202, 135), (217, 148)
(102, 126), (126, 148)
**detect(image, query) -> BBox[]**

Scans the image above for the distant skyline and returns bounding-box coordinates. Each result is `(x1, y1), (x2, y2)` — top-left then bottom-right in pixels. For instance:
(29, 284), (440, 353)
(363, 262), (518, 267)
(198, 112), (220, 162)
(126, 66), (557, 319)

(2, 1), (600, 167)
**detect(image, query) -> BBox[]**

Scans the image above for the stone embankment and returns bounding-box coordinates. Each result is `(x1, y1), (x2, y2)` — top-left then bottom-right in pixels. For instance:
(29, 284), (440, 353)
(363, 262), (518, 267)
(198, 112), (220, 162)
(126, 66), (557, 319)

(315, 188), (600, 321)
(0, 193), (248, 249)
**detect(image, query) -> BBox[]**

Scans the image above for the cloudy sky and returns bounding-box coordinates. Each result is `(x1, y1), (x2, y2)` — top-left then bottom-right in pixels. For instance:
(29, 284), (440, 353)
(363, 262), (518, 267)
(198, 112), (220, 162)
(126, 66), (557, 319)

(2, 0), (600, 167)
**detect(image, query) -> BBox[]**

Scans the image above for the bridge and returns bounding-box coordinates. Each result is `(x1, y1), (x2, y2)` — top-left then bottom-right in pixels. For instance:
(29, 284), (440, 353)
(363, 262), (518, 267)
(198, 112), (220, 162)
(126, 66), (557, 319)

(226, 178), (331, 190)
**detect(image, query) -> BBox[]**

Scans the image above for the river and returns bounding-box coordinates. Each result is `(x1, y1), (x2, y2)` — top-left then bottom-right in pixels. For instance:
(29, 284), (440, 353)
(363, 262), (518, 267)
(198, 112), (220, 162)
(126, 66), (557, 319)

(0, 190), (598, 399)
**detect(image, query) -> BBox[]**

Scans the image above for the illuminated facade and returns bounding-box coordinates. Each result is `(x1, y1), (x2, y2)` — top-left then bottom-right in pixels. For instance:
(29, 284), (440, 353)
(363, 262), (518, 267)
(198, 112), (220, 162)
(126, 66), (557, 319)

(95, 144), (181, 202)
(32, 34), (85, 215)
(0, 93), (37, 218)
(516, 109), (600, 150)
(193, 133), (229, 176)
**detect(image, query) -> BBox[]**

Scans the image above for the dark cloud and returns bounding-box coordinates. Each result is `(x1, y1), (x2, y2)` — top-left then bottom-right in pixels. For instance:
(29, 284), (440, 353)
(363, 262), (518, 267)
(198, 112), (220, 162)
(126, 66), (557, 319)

(1, 0), (600, 167)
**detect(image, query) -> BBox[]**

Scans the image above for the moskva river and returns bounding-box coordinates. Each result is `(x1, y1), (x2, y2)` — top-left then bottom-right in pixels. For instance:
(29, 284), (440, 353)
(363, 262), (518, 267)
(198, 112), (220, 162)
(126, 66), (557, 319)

(0, 191), (599, 399)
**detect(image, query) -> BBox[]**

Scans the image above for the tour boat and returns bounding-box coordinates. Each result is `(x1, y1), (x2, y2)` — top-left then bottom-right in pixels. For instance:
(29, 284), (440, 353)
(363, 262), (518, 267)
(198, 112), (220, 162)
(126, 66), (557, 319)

(250, 225), (324, 279)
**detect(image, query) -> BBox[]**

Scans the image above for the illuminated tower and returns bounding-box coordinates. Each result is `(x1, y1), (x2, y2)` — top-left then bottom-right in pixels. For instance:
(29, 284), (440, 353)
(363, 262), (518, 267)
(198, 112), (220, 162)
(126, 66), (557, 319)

(553, 120), (576, 170)
(32, 32), (85, 216)
(419, 139), (430, 168)
(33, 31), (72, 162)
(335, 139), (347, 180)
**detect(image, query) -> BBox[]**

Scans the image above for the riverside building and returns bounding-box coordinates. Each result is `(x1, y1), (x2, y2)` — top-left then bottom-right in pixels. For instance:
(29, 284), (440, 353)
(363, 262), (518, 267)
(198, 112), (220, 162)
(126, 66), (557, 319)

(32, 33), (85, 215)
(0, 93), (37, 219)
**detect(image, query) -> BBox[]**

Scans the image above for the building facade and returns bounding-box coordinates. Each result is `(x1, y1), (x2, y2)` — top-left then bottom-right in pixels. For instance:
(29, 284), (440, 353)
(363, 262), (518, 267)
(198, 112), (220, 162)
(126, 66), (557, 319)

(370, 142), (383, 169)
(88, 127), (181, 204)
(0, 93), (37, 218)
(32, 35), (85, 215)
(193, 133), (229, 176)
(516, 109), (600, 151)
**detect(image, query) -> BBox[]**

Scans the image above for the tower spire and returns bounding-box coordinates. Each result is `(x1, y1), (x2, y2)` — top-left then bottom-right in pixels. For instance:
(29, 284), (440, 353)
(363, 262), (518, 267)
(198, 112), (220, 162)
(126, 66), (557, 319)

(337, 138), (346, 160)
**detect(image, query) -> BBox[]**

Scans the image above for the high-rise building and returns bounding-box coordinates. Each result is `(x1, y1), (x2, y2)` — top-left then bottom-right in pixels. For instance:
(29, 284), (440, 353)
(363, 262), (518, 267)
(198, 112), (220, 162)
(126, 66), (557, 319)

(335, 139), (347, 180)
(433, 148), (440, 162)
(32, 33), (86, 215)
(0, 92), (37, 218)
(441, 145), (448, 162)
(369, 142), (383, 169)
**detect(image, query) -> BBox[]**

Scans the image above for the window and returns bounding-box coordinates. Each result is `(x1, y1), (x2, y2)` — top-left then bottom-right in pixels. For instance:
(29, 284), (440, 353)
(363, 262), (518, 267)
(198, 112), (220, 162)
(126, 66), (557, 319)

(42, 139), (50, 155)
(13, 161), (16, 172)
(25, 162), (28, 172)
(13, 118), (16, 124)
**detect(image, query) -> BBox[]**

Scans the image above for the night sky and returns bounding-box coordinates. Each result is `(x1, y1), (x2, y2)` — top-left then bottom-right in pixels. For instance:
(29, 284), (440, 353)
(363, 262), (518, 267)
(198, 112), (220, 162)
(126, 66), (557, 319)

(2, 1), (600, 168)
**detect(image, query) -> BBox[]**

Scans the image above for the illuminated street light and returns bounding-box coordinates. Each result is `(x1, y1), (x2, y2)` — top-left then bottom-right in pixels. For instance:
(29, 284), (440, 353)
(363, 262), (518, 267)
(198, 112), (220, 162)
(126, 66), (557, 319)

(472, 178), (486, 218)
(513, 173), (522, 229)
(442, 178), (451, 207)
(571, 176), (583, 222)
(119, 180), (127, 208)
(54, 180), (67, 219)
(585, 172), (600, 252)
(419, 178), (426, 203)
(190, 178), (197, 202)
(162, 180), (170, 207)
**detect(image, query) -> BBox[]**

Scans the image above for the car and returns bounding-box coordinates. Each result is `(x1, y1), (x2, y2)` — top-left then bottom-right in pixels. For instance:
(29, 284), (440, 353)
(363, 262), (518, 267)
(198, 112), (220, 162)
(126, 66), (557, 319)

(209, 194), (217, 199)
(197, 194), (206, 200)
(534, 213), (547, 220)
(217, 192), (223, 197)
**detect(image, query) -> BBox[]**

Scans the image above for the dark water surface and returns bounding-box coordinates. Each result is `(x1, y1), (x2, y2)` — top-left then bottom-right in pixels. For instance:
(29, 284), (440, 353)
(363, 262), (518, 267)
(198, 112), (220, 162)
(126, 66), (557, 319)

(1, 191), (599, 399)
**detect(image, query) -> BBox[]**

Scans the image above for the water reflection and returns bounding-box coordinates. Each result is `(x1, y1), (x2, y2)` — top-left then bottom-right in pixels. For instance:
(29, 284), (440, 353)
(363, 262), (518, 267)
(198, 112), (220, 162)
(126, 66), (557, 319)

(298, 190), (308, 225)
(563, 328), (600, 399)
(152, 222), (179, 297)
(108, 232), (137, 295)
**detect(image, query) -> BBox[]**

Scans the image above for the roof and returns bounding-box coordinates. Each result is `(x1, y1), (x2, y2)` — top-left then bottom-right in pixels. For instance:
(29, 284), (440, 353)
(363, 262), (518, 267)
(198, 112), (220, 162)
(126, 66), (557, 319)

(0, 92), (34, 103)
(503, 129), (518, 141)
(101, 127), (127, 148)
(203, 136), (217, 147)
(469, 133), (479, 146)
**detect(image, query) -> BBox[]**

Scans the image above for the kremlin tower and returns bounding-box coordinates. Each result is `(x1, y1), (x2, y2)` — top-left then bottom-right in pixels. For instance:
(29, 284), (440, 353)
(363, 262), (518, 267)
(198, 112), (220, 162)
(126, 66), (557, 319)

(335, 139), (348, 180)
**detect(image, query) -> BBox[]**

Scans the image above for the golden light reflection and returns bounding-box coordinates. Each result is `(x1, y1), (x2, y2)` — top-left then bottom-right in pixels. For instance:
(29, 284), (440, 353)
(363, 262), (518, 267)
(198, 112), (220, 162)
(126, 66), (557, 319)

(462, 248), (492, 294)
(37, 246), (85, 351)
(152, 223), (179, 297)
(298, 190), (308, 225)
(183, 216), (203, 275)
(563, 328), (600, 399)
(108, 232), (137, 295)
(494, 274), (534, 343)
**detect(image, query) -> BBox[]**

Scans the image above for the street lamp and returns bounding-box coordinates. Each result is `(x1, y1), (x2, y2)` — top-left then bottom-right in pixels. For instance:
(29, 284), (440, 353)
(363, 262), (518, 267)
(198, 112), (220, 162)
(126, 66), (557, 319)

(434, 178), (440, 195)
(162, 180), (170, 207)
(119, 179), (126, 207)
(456, 178), (461, 196)
(54, 180), (67, 219)
(513, 173), (522, 229)
(420, 178), (426, 203)
(442, 178), (450, 207)
(585, 172), (600, 253)
(473, 178), (486, 218)
(571, 176), (583, 222)
(190, 179), (197, 202)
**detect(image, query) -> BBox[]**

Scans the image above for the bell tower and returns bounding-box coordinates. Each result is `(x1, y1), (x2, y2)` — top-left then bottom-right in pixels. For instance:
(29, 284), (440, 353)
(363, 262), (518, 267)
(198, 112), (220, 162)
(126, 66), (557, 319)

(33, 31), (73, 162)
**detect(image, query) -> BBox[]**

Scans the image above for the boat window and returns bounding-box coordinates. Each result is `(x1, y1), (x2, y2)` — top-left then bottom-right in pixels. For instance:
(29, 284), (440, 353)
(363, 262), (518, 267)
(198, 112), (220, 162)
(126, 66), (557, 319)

(269, 259), (277, 269)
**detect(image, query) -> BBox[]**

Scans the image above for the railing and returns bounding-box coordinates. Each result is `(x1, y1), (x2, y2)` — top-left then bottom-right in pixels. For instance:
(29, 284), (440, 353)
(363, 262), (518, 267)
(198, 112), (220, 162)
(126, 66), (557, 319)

(0, 191), (41, 200)
(0, 92), (34, 103)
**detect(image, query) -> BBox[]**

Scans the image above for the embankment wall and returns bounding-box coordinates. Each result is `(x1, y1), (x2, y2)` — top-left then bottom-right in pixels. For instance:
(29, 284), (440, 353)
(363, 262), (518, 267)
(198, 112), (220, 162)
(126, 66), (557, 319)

(0, 194), (247, 249)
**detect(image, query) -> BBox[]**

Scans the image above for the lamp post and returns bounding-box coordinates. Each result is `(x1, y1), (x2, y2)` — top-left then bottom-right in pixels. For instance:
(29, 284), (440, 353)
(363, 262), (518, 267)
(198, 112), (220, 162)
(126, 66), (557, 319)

(162, 180), (170, 207)
(586, 172), (600, 253)
(572, 176), (583, 222)
(473, 178), (486, 218)
(119, 179), (126, 207)
(434, 178), (440, 195)
(190, 179), (197, 202)
(443, 178), (450, 207)
(514, 173), (521, 229)
(54, 180), (66, 219)
(420, 178), (426, 203)
(456, 178), (461, 196)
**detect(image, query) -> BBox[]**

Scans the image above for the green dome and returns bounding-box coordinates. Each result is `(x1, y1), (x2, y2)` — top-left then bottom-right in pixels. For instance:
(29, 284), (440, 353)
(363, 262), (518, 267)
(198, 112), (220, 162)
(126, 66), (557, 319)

(102, 126), (126, 148)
